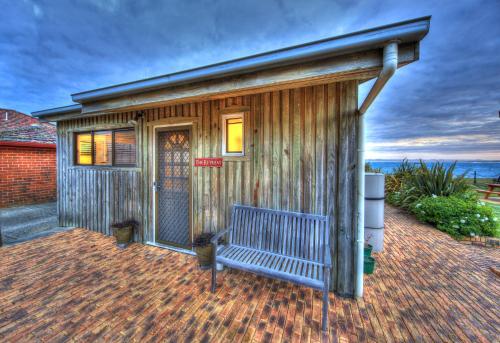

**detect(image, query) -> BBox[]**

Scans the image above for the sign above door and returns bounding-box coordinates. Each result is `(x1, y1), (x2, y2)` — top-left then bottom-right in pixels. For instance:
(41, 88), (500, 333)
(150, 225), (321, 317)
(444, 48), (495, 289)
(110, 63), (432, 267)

(194, 158), (223, 168)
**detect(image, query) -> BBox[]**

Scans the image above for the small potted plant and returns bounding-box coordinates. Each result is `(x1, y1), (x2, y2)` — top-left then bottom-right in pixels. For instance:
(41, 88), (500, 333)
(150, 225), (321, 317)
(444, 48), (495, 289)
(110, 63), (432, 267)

(364, 243), (373, 258)
(364, 256), (376, 274)
(364, 235), (375, 274)
(364, 234), (373, 258)
(111, 219), (138, 248)
(192, 232), (215, 269)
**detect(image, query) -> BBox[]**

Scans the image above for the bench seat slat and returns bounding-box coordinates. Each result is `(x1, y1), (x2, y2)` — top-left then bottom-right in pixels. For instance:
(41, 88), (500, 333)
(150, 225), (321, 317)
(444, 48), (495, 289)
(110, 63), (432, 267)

(218, 245), (324, 283)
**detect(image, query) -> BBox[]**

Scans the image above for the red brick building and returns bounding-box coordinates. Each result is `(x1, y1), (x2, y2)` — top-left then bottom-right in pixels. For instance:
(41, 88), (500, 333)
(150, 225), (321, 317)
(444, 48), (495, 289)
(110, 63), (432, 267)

(0, 109), (57, 208)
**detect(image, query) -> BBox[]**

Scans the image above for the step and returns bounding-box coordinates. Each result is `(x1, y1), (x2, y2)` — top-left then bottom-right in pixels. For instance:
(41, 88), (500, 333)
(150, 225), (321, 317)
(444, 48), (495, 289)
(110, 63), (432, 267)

(4, 227), (74, 246)
(2, 216), (59, 243)
(0, 202), (57, 227)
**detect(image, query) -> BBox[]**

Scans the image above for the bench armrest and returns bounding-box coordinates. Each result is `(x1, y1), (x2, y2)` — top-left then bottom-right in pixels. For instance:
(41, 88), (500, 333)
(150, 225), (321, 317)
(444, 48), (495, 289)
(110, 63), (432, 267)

(211, 228), (231, 246)
(323, 245), (332, 268)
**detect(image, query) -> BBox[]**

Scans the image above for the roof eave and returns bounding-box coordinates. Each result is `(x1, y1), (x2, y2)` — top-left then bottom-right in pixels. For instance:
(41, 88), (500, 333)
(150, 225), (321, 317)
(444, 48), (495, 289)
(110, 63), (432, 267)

(32, 104), (82, 121)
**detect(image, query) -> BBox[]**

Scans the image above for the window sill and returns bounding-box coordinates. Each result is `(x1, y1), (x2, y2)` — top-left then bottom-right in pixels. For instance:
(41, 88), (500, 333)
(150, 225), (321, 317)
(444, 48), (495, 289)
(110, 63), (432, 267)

(222, 156), (250, 162)
(69, 166), (142, 172)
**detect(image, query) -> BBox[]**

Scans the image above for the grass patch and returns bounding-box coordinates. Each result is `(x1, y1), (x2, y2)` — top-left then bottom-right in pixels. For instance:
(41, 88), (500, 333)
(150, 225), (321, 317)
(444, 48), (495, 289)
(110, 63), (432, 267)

(464, 178), (494, 190)
(485, 202), (500, 237)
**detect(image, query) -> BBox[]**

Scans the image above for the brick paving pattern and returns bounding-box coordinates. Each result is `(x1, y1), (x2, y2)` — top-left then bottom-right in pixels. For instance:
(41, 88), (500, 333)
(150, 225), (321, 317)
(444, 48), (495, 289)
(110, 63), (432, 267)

(0, 205), (499, 342)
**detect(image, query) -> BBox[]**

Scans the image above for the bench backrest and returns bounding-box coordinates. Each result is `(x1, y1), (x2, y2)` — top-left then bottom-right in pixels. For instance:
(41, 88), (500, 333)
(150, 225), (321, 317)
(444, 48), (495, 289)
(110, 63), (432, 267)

(229, 205), (330, 263)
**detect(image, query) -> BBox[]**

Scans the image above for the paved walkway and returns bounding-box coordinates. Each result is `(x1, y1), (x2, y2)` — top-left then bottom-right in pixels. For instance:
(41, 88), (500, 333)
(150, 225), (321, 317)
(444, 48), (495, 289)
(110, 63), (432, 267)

(0, 205), (498, 342)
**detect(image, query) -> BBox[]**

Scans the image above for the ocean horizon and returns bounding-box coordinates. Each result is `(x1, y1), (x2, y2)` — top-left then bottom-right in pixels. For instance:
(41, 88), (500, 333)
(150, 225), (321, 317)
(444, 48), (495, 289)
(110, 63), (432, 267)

(367, 160), (500, 178)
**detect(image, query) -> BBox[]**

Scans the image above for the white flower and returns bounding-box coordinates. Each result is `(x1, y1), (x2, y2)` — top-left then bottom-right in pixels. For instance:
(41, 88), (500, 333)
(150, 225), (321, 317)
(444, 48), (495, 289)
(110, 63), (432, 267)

(480, 202), (485, 206)
(416, 203), (422, 208)
(452, 224), (459, 229)
(476, 213), (481, 218)
(484, 217), (488, 221)
(432, 194), (437, 198)
(460, 219), (465, 224)
(493, 217), (498, 222)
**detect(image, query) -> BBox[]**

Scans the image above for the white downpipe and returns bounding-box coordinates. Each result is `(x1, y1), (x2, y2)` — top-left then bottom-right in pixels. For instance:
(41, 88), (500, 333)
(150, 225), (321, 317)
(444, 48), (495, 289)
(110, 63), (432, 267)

(355, 42), (398, 298)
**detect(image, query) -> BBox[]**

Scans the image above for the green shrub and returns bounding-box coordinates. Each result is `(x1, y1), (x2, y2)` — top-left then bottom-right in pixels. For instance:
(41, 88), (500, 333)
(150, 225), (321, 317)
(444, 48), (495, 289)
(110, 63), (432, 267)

(386, 184), (420, 209)
(410, 195), (497, 237)
(408, 160), (469, 197)
(385, 158), (416, 194)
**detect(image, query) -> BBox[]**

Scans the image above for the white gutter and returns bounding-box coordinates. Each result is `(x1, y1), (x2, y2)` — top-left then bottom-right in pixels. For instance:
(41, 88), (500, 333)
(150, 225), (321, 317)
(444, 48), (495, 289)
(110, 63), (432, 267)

(355, 41), (398, 298)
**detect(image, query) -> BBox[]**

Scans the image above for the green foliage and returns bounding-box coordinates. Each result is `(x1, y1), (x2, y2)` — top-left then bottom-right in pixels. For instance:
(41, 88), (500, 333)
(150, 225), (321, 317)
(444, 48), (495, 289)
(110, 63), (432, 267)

(385, 158), (416, 194)
(386, 184), (420, 209)
(385, 160), (497, 238)
(408, 161), (469, 197)
(410, 195), (497, 238)
(365, 162), (382, 173)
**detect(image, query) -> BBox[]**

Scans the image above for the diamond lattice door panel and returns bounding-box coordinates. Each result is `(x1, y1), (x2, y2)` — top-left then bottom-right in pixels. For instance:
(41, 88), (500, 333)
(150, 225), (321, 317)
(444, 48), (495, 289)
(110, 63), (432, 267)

(157, 129), (190, 247)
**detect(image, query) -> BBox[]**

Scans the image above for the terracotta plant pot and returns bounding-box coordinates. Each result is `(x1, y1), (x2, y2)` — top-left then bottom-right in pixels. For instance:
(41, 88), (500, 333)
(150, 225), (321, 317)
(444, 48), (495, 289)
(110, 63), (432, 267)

(112, 226), (133, 248)
(194, 245), (213, 269)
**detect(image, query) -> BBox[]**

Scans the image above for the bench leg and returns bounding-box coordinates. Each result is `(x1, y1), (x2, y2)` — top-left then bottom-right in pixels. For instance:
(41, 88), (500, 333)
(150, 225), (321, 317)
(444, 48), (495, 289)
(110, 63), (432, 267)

(211, 262), (217, 293)
(322, 267), (330, 332)
(211, 245), (217, 293)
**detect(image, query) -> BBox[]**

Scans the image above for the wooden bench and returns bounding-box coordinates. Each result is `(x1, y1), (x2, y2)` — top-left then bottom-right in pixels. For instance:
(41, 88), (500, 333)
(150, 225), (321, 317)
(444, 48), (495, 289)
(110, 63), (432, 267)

(211, 205), (331, 331)
(476, 184), (500, 199)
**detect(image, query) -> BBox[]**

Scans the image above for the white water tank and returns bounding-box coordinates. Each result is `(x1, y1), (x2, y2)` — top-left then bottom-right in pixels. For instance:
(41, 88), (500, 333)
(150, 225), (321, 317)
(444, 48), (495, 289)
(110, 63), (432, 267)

(364, 173), (385, 252)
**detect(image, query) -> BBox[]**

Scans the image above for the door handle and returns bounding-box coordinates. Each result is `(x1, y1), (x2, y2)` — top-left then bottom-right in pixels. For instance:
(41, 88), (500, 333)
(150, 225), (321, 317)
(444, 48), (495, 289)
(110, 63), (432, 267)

(153, 181), (159, 192)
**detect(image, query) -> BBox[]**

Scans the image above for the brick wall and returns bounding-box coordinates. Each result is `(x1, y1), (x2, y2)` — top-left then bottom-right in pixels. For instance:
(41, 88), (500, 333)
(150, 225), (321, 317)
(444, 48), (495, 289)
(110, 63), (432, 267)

(0, 145), (56, 208)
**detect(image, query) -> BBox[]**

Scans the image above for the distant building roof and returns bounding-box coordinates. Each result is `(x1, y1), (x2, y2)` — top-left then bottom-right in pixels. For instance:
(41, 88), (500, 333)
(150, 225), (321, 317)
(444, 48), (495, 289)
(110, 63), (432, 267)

(0, 109), (56, 145)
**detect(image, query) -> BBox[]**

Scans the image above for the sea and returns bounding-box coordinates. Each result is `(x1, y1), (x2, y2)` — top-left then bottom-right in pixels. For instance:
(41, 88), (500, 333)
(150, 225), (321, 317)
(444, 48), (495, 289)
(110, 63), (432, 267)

(367, 160), (500, 179)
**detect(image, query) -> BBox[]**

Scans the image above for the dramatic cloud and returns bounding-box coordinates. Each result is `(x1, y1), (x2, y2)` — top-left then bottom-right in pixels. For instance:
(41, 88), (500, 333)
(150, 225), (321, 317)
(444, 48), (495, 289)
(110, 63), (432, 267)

(1, 0), (499, 159)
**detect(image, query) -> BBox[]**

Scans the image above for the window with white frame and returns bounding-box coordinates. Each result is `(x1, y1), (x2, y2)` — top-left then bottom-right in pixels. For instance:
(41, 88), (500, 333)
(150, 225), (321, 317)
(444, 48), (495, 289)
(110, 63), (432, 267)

(221, 113), (244, 156)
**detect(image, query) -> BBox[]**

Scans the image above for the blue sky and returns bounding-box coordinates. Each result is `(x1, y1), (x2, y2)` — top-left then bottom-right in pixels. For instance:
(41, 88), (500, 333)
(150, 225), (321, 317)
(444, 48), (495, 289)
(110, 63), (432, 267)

(1, 0), (499, 160)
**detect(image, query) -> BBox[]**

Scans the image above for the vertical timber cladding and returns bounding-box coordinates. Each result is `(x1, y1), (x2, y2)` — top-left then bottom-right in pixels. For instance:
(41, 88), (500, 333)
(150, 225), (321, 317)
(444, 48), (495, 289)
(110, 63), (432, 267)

(141, 80), (359, 295)
(56, 80), (359, 295)
(56, 112), (143, 242)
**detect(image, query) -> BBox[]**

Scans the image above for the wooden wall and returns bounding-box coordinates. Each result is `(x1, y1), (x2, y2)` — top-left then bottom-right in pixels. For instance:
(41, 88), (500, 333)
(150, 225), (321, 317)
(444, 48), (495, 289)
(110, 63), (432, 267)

(56, 112), (143, 241)
(56, 80), (359, 296)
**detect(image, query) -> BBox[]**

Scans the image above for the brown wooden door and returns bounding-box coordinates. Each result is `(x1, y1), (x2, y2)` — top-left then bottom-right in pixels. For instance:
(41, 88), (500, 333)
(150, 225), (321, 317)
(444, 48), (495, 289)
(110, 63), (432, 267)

(156, 128), (191, 248)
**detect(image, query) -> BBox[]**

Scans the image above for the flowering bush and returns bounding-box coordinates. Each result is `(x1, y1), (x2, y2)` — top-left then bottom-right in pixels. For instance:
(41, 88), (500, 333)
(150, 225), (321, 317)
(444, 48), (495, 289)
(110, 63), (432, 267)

(410, 195), (497, 237)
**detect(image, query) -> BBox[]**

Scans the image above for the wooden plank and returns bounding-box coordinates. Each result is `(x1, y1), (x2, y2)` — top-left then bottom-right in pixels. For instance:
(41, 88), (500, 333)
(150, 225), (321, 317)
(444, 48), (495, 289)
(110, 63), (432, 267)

(335, 80), (358, 296)
(291, 88), (303, 212)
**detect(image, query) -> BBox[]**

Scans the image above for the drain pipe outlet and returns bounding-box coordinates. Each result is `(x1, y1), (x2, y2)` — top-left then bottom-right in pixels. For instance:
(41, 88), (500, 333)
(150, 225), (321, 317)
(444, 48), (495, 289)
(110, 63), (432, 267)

(355, 42), (398, 298)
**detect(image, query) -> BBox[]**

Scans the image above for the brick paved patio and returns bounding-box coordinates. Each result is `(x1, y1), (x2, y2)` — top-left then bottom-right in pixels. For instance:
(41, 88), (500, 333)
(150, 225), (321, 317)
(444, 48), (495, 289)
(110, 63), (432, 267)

(1, 205), (499, 342)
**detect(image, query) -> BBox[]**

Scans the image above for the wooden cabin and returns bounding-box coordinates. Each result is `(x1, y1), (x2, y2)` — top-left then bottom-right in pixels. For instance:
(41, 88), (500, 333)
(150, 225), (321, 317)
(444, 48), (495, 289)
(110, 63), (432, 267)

(33, 17), (430, 297)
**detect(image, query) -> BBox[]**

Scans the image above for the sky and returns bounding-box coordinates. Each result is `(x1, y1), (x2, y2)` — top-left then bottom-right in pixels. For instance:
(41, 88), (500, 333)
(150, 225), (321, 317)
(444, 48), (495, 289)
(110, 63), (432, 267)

(1, 0), (499, 160)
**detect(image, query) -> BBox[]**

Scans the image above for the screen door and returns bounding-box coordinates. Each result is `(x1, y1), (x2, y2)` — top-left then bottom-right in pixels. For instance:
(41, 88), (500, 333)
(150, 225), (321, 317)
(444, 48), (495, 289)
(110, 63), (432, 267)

(156, 128), (191, 248)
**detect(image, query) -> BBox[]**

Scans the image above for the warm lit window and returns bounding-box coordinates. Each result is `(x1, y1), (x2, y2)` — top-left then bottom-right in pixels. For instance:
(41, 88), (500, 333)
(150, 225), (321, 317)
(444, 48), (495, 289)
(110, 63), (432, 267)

(76, 133), (92, 165)
(222, 113), (244, 156)
(75, 128), (136, 166)
(93, 131), (112, 165)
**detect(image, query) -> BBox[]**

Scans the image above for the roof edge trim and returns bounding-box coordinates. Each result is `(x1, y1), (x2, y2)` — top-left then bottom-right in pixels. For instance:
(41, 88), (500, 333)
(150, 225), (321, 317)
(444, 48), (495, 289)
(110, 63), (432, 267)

(32, 104), (82, 118)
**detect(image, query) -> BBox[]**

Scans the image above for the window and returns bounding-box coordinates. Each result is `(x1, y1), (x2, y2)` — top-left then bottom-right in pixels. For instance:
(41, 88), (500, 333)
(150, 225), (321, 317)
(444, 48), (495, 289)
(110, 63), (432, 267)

(76, 133), (92, 165)
(75, 128), (136, 166)
(93, 131), (112, 165)
(222, 113), (244, 156)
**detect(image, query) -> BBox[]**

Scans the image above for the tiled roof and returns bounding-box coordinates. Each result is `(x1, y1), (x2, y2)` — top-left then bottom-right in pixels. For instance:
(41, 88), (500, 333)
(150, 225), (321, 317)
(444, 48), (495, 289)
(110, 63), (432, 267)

(0, 108), (56, 144)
